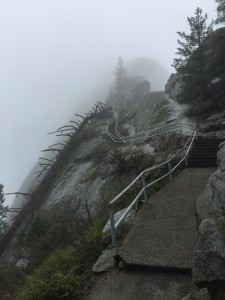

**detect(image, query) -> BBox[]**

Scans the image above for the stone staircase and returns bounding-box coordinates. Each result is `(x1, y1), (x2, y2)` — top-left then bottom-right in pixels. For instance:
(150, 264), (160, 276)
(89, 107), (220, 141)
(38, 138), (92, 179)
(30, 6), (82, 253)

(85, 168), (215, 300)
(187, 136), (223, 168)
(84, 136), (223, 300)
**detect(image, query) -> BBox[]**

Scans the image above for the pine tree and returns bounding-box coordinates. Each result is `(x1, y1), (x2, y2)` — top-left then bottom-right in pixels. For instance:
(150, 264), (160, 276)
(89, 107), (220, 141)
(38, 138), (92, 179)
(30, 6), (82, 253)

(172, 7), (213, 103)
(0, 184), (8, 234)
(215, 0), (225, 24)
(114, 57), (127, 95)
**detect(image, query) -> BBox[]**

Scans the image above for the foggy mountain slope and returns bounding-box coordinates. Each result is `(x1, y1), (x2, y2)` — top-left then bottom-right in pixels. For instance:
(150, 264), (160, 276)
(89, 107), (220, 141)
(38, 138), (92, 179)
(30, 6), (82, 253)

(1, 76), (210, 299)
(1, 80), (191, 263)
(7, 87), (190, 220)
(40, 91), (190, 214)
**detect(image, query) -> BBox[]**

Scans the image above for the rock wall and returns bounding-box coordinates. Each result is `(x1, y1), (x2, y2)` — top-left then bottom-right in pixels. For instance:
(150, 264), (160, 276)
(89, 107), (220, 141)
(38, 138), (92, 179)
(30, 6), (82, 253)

(193, 143), (225, 294)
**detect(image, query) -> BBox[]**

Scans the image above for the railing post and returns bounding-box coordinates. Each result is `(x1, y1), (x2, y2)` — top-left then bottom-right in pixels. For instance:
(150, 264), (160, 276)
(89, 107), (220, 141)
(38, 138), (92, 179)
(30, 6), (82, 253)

(108, 204), (117, 248)
(142, 174), (148, 203)
(195, 125), (198, 140)
(184, 146), (188, 166)
(168, 161), (172, 181)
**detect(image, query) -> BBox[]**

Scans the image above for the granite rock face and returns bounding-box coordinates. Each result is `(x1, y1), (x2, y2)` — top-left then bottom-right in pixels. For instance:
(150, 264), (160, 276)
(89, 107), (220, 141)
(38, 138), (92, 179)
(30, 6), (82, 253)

(193, 217), (225, 285)
(165, 73), (183, 101)
(194, 144), (225, 292)
(196, 168), (225, 222)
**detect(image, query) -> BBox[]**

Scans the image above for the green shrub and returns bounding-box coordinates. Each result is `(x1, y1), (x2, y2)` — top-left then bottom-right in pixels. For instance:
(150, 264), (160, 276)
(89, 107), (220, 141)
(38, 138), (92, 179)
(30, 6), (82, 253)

(218, 290), (225, 300)
(108, 147), (145, 175)
(23, 204), (85, 267)
(25, 215), (49, 245)
(16, 248), (83, 300)
(16, 212), (107, 300)
(0, 263), (25, 299)
(136, 153), (155, 173)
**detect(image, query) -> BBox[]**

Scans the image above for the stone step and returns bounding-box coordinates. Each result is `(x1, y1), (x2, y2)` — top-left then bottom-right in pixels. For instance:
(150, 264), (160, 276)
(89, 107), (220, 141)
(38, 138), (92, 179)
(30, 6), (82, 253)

(189, 157), (217, 161)
(190, 155), (217, 158)
(187, 163), (218, 168)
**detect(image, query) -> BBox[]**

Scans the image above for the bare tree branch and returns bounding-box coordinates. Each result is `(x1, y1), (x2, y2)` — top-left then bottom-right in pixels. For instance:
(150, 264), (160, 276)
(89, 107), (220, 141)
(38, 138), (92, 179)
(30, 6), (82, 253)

(39, 163), (55, 169)
(75, 114), (85, 120)
(41, 148), (62, 153)
(70, 120), (80, 127)
(48, 143), (66, 148)
(39, 157), (55, 164)
(56, 133), (73, 137)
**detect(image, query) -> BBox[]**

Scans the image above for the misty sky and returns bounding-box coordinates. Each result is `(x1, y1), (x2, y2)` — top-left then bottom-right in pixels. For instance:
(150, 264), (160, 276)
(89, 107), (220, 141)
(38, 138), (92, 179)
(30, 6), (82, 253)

(0, 0), (217, 205)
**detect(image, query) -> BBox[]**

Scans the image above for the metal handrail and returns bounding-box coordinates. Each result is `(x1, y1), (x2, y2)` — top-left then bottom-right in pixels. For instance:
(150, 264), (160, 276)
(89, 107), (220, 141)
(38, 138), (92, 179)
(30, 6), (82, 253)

(105, 123), (124, 143)
(106, 121), (195, 144)
(108, 123), (197, 248)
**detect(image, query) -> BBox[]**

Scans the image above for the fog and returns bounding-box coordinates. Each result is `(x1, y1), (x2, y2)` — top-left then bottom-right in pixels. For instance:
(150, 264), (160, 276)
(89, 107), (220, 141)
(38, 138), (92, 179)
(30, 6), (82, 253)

(0, 0), (216, 205)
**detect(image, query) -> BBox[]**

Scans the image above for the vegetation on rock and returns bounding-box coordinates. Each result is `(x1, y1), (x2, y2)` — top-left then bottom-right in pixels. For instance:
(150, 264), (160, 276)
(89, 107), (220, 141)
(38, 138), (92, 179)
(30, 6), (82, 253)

(0, 184), (8, 236)
(172, 7), (213, 104)
(215, 0), (225, 24)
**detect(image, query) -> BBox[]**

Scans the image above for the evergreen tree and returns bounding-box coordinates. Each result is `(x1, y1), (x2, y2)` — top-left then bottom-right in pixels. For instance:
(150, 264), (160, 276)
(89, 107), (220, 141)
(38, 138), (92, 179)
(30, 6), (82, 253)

(172, 7), (213, 103)
(114, 56), (127, 95)
(215, 0), (225, 24)
(0, 184), (8, 234)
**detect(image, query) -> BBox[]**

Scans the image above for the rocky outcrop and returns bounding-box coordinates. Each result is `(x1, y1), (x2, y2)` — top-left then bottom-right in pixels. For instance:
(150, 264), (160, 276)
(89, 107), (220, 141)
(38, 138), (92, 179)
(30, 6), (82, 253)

(186, 99), (214, 116)
(165, 73), (183, 101)
(193, 217), (225, 285)
(193, 143), (225, 294)
(196, 168), (225, 221)
(198, 111), (225, 135)
(92, 248), (115, 273)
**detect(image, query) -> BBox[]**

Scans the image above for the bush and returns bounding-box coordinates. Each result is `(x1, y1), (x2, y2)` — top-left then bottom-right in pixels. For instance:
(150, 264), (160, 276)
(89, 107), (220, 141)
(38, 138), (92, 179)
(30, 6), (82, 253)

(23, 203), (85, 267)
(16, 248), (83, 300)
(0, 263), (25, 299)
(25, 215), (49, 245)
(16, 212), (107, 300)
(108, 147), (145, 175)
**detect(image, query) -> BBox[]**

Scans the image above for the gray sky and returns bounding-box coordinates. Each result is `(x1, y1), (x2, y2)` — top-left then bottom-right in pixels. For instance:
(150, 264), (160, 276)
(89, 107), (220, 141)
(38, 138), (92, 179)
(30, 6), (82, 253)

(0, 0), (217, 205)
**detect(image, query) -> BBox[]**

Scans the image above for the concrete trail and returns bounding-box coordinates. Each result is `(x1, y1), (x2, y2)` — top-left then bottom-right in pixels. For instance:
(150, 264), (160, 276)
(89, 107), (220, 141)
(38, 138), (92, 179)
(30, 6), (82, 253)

(84, 168), (214, 300)
(119, 168), (214, 270)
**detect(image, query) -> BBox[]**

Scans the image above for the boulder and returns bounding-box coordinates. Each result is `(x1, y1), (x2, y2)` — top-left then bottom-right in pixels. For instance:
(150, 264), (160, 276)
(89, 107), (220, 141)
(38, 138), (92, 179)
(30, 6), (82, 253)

(194, 144), (225, 292)
(16, 258), (29, 268)
(193, 217), (225, 287)
(92, 248), (115, 273)
(196, 168), (225, 222)
(196, 144), (225, 222)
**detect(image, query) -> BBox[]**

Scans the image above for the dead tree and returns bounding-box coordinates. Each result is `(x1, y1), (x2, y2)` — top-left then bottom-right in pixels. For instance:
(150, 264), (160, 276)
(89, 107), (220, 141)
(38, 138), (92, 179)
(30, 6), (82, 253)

(6, 192), (33, 219)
